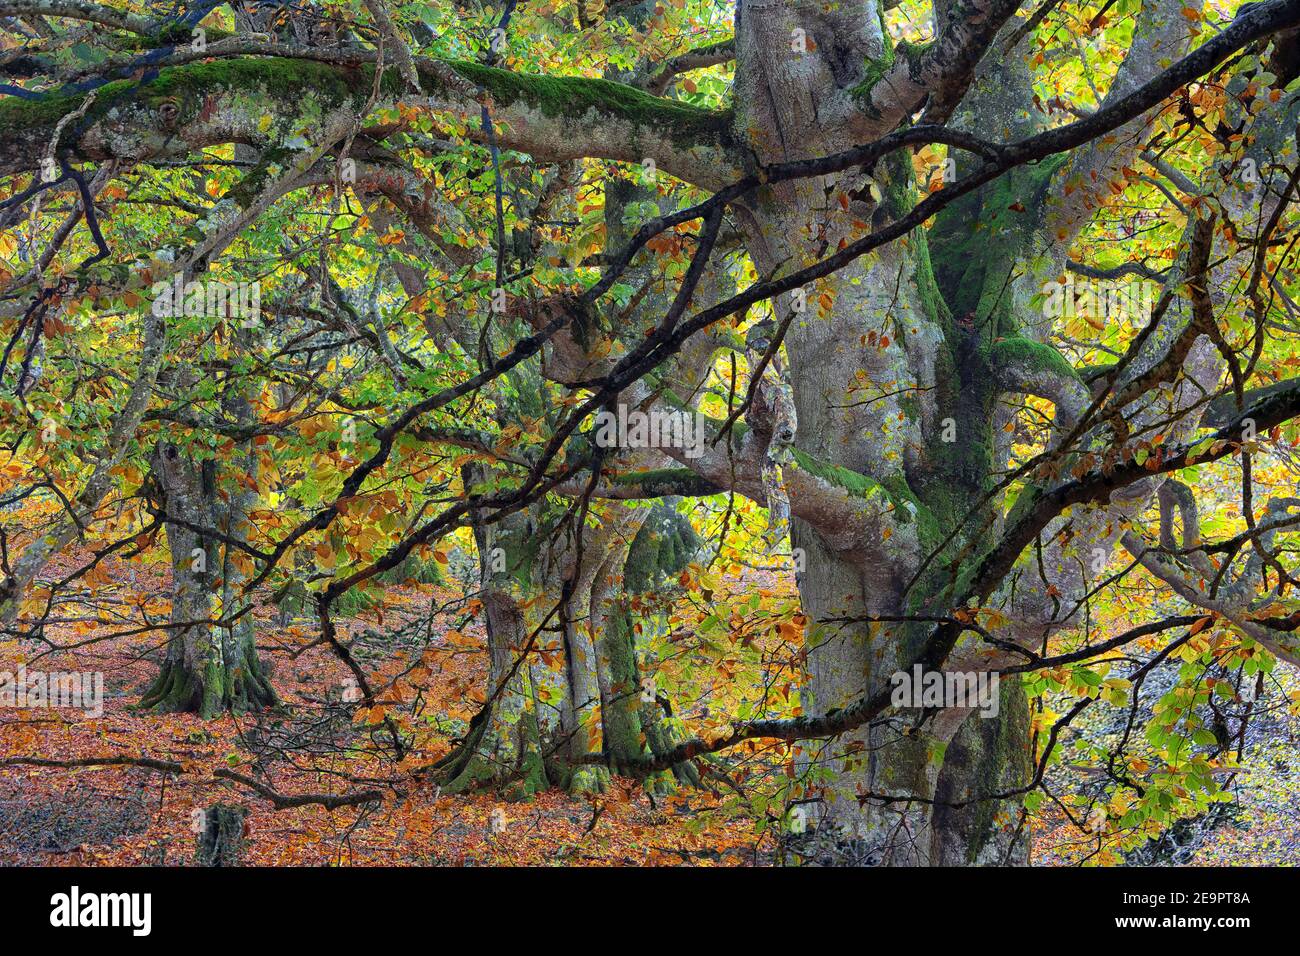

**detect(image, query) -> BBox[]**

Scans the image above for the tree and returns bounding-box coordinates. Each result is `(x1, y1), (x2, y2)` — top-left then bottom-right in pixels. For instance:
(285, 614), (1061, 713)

(1, 0), (1299, 866)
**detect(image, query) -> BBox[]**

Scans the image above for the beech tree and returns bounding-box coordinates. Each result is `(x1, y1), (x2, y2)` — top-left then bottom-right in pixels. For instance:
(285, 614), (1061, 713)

(1, 0), (1299, 867)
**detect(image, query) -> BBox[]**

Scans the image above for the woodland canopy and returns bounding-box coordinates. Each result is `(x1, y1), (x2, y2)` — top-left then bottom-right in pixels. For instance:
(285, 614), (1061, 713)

(0, 0), (1298, 869)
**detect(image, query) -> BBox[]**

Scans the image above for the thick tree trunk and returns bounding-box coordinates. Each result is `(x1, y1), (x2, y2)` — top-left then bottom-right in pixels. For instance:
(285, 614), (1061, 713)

(439, 499), (553, 800)
(440, 487), (707, 797)
(440, 586), (552, 800)
(791, 531), (1034, 862)
(139, 441), (276, 717)
(728, 0), (1035, 864)
(594, 504), (703, 791)
(930, 679), (1032, 865)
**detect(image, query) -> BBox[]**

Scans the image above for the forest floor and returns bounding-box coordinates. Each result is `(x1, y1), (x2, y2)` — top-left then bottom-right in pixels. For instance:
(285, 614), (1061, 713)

(0, 548), (771, 866)
(2, 549), (1297, 866)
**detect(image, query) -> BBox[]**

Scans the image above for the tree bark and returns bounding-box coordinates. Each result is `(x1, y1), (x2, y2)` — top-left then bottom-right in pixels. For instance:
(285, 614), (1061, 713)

(139, 439), (276, 717)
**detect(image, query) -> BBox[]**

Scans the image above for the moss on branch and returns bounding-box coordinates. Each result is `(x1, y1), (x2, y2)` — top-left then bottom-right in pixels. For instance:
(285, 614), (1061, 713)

(788, 448), (928, 530)
(610, 467), (721, 497)
(990, 336), (1081, 383)
(0, 57), (362, 140)
(431, 59), (732, 151)
(1, 55), (733, 173)
(851, 3), (897, 104)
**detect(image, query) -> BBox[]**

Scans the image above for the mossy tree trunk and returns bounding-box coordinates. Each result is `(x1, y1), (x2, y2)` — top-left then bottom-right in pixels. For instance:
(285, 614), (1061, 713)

(139, 438), (276, 717)
(710, 3), (1060, 865)
(705, 0), (1206, 863)
(214, 324), (278, 712)
(597, 504), (703, 791)
(438, 489), (706, 798)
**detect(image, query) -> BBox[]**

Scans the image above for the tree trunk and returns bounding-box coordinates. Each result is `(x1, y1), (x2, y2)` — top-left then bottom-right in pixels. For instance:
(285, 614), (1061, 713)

(193, 804), (249, 866)
(439, 486), (706, 797)
(599, 503), (703, 790)
(139, 440), (276, 717)
(438, 497), (553, 800)
(728, 2), (1036, 864)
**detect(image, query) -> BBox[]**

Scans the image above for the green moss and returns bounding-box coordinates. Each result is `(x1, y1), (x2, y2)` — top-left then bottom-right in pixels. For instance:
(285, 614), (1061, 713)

(641, 710), (699, 789)
(851, 35), (934, 102)
(236, 640), (277, 710)
(441, 681), (551, 800)
(437, 714), (494, 793)
(853, 58), (893, 104)
(920, 161), (1023, 520)
(0, 58), (368, 139)
(895, 39), (933, 78)
(440, 60), (730, 141)
(566, 765), (610, 795)
(505, 709), (549, 801)
(877, 147), (918, 223)
(624, 503), (699, 592)
(111, 24), (236, 49)
(600, 605), (647, 767)
(990, 336), (1081, 383)
(611, 467), (694, 486)
(0, 82), (113, 135)
(964, 676), (1030, 862)
(377, 552), (445, 585)
(790, 448), (878, 497)
(788, 449), (924, 528)
(226, 145), (294, 209)
(497, 520), (546, 593)
(1002, 481), (1043, 530)
(931, 154), (1069, 322)
(851, 7), (896, 104)
(442, 751), (499, 794)
(602, 598), (701, 790)
(199, 656), (224, 720)
(137, 657), (190, 712)
(154, 57), (358, 104)
(346, 586), (384, 614)
(876, 479), (916, 527)
(912, 222), (952, 329)
(2, 55), (728, 163)
(611, 467), (717, 499)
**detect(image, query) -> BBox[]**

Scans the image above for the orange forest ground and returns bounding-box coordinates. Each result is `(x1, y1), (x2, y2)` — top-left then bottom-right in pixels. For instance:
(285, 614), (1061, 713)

(3, 539), (1299, 867)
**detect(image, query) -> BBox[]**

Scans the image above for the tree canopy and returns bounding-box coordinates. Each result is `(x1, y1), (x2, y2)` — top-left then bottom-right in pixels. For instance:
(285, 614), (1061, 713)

(1, 0), (1299, 869)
